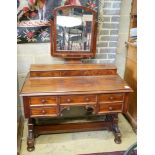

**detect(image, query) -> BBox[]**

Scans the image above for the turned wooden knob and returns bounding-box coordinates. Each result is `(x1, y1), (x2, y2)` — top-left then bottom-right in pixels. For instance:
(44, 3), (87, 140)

(41, 99), (46, 103)
(108, 106), (113, 111)
(85, 97), (90, 102)
(67, 98), (71, 103)
(42, 109), (46, 114)
(109, 96), (114, 100)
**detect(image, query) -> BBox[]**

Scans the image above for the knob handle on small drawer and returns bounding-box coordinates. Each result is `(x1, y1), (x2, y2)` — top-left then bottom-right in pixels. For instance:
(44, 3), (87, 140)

(85, 97), (90, 102)
(67, 98), (71, 103)
(108, 106), (113, 111)
(41, 99), (46, 103)
(109, 96), (114, 100)
(42, 109), (46, 114)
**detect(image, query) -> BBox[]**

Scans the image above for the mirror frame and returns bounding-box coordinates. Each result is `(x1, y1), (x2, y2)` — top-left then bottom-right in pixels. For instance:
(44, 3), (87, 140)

(51, 5), (97, 59)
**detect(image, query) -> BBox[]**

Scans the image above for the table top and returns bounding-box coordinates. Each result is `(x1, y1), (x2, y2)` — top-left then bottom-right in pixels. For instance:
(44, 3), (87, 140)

(20, 75), (133, 96)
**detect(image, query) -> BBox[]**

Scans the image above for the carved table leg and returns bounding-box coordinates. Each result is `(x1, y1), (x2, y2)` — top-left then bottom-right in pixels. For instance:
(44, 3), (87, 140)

(111, 114), (122, 144)
(27, 118), (35, 152)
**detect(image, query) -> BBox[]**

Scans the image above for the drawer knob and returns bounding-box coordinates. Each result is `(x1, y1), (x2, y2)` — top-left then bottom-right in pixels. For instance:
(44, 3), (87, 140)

(85, 97), (90, 102)
(41, 99), (46, 103)
(42, 109), (46, 114)
(109, 96), (114, 100)
(108, 106), (113, 111)
(67, 98), (71, 103)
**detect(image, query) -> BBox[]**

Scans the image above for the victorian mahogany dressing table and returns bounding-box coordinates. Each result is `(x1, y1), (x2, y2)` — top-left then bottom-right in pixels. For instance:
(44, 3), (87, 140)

(20, 5), (133, 152)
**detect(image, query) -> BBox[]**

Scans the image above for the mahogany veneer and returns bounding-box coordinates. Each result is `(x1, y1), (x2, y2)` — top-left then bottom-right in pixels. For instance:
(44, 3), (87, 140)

(30, 64), (117, 77)
(20, 64), (133, 152)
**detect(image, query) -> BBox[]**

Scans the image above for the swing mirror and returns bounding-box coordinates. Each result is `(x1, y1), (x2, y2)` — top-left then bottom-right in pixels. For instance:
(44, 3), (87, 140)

(51, 5), (97, 59)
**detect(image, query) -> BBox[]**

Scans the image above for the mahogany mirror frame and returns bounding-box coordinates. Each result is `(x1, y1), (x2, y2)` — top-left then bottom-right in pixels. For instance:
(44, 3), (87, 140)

(51, 5), (97, 59)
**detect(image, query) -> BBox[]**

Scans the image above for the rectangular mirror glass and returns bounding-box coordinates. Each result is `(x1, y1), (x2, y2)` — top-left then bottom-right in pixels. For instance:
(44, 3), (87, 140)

(56, 7), (93, 52)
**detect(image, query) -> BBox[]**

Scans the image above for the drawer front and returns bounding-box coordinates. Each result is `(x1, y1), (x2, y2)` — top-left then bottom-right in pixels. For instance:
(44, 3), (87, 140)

(60, 95), (96, 105)
(30, 71), (60, 77)
(98, 103), (123, 114)
(98, 93), (124, 103)
(30, 107), (57, 117)
(61, 70), (116, 76)
(30, 96), (57, 106)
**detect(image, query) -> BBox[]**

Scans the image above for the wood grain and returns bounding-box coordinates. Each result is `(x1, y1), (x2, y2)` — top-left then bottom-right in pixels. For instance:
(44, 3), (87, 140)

(30, 64), (117, 71)
(30, 107), (57, 117)
(51, 5), (97, 59)
(21, 75), (132, 96)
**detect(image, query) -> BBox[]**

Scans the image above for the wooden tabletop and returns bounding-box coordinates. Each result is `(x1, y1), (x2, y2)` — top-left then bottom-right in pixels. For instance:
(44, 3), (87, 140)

(20, 75), (133, 96)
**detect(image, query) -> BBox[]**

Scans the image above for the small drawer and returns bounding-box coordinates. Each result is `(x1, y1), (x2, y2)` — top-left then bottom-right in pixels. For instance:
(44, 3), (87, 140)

(30, 107), (57, 117)
(60, 95), (96, 105)
(61, 70), (116, 76)
(98, 93), (124, 103)
(30, 71), (60, 77)
(98, 103), (123, 114)
(30, 96), (57, 106)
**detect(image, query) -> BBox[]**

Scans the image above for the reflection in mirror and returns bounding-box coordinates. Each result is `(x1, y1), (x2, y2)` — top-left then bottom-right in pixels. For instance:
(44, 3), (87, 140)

(56, 7), (93, 51)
